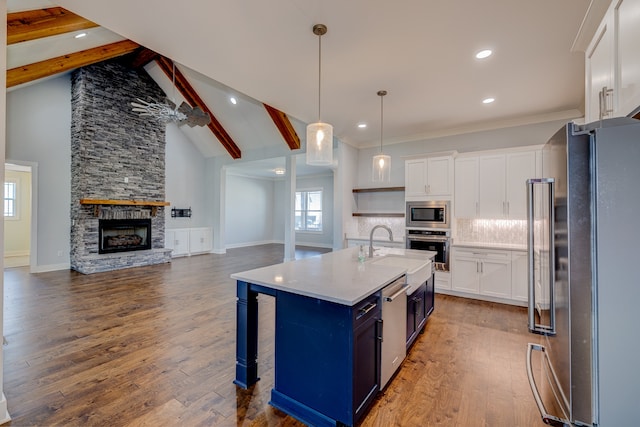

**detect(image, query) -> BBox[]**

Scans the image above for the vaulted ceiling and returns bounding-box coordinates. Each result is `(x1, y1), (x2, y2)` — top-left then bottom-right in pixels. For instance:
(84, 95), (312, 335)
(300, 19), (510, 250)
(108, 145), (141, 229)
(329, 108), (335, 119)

(8, 0), (596, 173)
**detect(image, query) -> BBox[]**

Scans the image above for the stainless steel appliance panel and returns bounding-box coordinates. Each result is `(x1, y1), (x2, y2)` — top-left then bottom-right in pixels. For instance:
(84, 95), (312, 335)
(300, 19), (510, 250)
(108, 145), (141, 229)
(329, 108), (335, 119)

(592, 124), (640, 426)
(405, 200), (450, 228)
(527, 118), (640, 427)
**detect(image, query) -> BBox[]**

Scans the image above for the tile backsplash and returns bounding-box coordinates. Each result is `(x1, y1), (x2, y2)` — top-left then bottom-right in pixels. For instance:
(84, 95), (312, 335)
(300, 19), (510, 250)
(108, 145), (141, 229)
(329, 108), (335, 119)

(455, 218), (527, 246)
(357, 217), (406, 241)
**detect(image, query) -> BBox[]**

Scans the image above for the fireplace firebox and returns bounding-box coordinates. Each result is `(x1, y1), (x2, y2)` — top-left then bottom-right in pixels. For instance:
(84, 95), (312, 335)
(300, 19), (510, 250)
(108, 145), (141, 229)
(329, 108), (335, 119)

(99, 219), (152, 254)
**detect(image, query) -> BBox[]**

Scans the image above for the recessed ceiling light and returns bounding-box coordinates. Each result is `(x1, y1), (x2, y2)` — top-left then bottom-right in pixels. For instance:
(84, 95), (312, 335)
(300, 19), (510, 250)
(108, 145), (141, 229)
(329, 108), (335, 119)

(482, 97), (495, 104)
(357, 123), (367, 129)
(475, 49), (492, 59)
(75, 32), (87, 39)
(229, 97), (237, 105)
(274, 167), (286, 175)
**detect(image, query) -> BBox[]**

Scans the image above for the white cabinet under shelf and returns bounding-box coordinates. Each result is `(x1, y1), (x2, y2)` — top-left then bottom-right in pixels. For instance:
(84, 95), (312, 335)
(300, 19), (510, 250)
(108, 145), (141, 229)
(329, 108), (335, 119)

(166, 227), (212, 257)
(405, 156), (453, 200)
(511, 250), (528, 302)
(451, 248), (511, 299)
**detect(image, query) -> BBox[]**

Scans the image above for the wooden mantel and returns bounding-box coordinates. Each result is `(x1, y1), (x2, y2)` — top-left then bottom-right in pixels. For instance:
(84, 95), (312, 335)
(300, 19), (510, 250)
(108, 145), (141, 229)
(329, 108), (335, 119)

(80, 199), (170, 216)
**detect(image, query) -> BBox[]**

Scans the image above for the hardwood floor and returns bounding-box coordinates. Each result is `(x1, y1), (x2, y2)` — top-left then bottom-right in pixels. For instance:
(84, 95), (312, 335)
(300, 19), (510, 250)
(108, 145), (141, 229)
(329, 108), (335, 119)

(3, 244), (545, 426)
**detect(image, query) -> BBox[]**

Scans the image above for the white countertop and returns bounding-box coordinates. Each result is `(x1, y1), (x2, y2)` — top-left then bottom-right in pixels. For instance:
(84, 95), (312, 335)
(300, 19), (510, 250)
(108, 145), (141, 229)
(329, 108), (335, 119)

(452, 241), (527, 251)
(231, 246), (435, 306)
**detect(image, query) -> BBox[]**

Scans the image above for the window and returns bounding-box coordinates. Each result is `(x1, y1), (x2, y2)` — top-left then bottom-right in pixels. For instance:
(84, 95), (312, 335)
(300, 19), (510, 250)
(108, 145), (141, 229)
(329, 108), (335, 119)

(295, 190), (322, 232)
(4, 181), (17, 219)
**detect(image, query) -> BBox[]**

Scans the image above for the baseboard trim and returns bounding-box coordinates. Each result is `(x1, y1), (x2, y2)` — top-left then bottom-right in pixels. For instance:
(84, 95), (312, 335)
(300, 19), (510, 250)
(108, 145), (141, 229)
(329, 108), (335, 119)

(0, 393), (11, 425)
(31, 263), (70, 273)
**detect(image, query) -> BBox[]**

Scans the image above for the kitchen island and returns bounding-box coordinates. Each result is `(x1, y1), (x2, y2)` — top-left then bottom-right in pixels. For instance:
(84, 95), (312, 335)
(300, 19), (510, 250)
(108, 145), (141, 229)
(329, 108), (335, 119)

(231, 246), (435, 427)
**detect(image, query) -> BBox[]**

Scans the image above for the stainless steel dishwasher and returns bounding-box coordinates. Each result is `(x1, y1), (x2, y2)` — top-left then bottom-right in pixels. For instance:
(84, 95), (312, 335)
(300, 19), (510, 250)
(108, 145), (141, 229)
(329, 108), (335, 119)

(380, 276), (409, 388)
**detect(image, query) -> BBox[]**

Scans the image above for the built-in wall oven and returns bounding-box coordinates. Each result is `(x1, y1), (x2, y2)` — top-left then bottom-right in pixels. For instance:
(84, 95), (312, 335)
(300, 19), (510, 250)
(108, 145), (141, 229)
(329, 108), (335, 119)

(406, 200), (450, 229)
(405, 229), (450, 271)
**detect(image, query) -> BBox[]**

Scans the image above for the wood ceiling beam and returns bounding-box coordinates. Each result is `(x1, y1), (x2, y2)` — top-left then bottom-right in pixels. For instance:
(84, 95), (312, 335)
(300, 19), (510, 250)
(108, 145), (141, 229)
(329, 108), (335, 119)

(8, 7), (98, 45)
(7, 39), (140, 88)
(155, 55), (242, 159)
(128, 48), (160, 69)
(263, 104), (301, 150)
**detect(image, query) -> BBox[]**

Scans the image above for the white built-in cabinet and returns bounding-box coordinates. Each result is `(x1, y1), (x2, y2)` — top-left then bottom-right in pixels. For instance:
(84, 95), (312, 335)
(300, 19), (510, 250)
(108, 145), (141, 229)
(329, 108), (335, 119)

(450, 247), (526, 304)
(454, 150), (538, 219)
(585, 0), (640, 122)
(451, 248), (512, 299)
(511, 250), (528, 303)
(405, 155), (454, 200)
(166, 227), (212, 257)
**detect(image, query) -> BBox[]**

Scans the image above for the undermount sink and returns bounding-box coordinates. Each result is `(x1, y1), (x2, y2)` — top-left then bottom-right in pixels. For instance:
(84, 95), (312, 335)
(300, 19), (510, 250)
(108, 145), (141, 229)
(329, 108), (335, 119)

(371, 255), (432, 292)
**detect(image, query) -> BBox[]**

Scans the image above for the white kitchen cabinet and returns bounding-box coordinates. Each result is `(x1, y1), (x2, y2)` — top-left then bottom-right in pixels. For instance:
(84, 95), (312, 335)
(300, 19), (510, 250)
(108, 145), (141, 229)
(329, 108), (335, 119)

(166, 229), (190, 257)
(451, 248), (512, 300)
(189, 227), (212, 254)
(454, 150), (538, 220)
(454, 157), (478, 218)
(405, 156), (453, 200)
(434, 271), (451, 291)
(478, 154), (506, 218)
(584, 0), (640, 123)
(511, 250), (528, 302)
(616, 0), (640, 116)
(505, 151), (537, 219)
(166, 227), (212, 257)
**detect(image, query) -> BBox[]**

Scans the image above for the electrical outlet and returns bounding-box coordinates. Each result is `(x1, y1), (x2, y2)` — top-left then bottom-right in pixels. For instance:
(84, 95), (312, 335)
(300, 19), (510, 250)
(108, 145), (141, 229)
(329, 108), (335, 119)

(57, 251), (63, 257)
(124, 177), (129, 183)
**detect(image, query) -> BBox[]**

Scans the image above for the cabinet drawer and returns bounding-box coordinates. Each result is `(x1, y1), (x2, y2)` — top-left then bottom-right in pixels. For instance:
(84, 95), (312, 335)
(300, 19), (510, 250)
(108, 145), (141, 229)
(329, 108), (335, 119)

(453, 248), (510, 260)
(353, 294), (381, 327)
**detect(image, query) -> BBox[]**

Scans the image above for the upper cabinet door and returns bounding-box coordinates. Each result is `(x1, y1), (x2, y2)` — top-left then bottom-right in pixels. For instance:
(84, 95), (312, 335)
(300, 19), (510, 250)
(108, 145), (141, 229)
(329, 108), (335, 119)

(585, 17), (614, 123)
(505, 151), (537, 219)
(616, 0), (640, 116)
(426, 156), (452, 197)
(454, 157), (479, 218)
(478, 155), (506, 219)
(405, 156), (453, 200)
(405, 159), (428, 198)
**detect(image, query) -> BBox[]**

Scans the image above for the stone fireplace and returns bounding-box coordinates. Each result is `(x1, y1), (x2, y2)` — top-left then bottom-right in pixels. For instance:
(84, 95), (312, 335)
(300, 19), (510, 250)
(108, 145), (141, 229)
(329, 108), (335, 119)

(70, 60), (172, 274)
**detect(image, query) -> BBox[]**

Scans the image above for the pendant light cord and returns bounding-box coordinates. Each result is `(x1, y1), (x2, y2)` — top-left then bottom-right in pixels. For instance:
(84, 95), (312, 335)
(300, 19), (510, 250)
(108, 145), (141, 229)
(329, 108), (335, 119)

(318, 32), (322, 122)
(378, 90), (387, 154)
(380, 93), (384, 154)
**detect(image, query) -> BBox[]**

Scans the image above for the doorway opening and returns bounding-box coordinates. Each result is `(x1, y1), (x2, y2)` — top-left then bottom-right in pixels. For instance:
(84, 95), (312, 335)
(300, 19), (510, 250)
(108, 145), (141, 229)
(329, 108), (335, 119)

(4, 163), (33, 269)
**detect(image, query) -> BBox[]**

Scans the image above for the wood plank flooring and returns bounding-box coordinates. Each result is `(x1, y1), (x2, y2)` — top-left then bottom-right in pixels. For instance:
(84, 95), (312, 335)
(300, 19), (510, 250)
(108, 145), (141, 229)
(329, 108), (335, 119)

(3, 244), (545, 426)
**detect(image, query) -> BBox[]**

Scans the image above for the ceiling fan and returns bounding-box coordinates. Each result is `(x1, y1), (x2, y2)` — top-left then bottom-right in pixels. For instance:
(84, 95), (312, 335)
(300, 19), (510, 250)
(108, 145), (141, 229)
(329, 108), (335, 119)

(131, 97), (211, 127)
(131, 60), (211, 127)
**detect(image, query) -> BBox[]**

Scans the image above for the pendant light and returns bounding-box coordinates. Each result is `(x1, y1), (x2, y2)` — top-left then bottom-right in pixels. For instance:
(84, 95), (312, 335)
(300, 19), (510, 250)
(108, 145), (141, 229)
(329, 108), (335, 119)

(372, 90), (391, 182)
(306, 24), (333, 166)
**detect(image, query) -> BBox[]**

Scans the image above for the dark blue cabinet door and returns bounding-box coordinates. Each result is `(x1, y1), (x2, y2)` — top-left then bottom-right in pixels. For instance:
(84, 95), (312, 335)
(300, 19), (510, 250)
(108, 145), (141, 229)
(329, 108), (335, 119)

(353, 315), (381, 424)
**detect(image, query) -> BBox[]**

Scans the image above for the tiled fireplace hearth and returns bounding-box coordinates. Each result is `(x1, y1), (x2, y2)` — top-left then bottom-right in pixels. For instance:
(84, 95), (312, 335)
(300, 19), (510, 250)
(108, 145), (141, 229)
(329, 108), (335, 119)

(70, 61), (172, 274)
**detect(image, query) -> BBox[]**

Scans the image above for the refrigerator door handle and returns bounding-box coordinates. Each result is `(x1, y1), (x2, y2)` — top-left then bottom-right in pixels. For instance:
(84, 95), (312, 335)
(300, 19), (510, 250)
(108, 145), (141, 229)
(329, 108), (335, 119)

(526, 343), (570, 427)
(527, 178), (556, 335)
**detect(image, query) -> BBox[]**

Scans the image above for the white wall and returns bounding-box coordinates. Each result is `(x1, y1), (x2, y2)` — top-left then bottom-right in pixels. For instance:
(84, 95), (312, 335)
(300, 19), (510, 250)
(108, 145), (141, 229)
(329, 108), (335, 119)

(165, 123), (208, 230)
(225, 173), (276, 247)
(6, 75), (71, 271)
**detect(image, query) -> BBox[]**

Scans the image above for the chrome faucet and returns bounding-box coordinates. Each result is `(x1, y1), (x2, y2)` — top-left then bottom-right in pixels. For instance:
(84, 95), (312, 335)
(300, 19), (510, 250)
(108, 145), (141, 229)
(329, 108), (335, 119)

(369, 225), (394, 258)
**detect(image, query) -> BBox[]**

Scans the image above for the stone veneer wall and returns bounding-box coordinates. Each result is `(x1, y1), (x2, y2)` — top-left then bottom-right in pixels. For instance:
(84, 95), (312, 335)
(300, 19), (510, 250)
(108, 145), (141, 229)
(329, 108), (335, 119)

(70, 60), (172, 274)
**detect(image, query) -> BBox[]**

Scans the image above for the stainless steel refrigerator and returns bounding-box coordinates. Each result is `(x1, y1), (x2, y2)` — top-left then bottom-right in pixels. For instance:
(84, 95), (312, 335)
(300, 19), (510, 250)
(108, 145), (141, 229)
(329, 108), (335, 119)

(526, 117), (640, 427)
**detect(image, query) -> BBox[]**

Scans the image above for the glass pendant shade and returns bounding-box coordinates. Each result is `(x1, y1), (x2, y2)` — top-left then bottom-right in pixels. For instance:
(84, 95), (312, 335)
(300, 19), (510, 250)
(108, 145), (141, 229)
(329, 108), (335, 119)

(306, 122), (333, 166)
(372, 153), (391, 182)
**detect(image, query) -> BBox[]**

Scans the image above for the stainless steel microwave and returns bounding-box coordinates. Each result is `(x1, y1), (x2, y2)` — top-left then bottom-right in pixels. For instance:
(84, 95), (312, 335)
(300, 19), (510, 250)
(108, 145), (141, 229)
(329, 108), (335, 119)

(406, 200), (450, 229)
